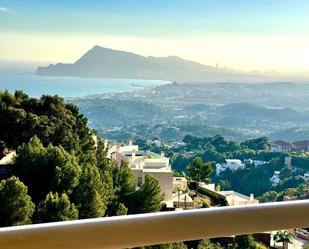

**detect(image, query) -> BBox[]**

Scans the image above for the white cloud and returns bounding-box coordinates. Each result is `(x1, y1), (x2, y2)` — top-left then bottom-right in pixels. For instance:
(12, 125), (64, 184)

(0, 7), (9, 12)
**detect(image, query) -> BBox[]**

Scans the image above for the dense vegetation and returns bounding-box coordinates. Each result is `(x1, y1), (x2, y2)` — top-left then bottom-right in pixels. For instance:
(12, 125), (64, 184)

(72, 98), (168, 128)
(103, 124), (248, 144)
(0, 91), (164, 228)
(136, 135), (308, 199)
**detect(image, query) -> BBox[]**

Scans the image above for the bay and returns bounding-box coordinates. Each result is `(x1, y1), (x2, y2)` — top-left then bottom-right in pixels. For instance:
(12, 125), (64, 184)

(0, 74), (168, 98)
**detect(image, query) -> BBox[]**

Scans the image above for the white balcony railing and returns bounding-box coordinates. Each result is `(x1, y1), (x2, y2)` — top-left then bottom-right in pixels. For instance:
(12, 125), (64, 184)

(0, 200), (309, 249)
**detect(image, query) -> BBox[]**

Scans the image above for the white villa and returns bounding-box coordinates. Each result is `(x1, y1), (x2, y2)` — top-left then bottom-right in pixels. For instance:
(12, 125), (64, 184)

(215, 159), (245, 175)
(108, 141), (174, 205)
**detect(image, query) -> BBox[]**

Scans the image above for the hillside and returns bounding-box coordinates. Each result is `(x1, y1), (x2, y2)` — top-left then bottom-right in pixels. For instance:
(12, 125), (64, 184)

(36, 46), (263, 82)
(217, 103), (300, 121)
(72, 98), (168, 128)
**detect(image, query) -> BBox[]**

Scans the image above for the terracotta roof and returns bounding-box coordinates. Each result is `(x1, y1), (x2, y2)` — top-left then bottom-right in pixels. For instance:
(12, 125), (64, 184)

(271, 140), (293, 147)
(292, 140), (309, 147)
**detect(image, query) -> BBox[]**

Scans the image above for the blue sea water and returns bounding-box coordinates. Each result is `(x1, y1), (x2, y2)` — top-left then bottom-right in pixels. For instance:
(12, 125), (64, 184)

(0, 74), (168, 98)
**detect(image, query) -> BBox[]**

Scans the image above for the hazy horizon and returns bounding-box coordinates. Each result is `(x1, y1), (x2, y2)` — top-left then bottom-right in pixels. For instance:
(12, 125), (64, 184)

(1, 0), (309, 73)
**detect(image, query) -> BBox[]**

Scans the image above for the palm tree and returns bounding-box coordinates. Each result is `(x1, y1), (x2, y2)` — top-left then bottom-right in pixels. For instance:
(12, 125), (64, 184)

(274, 231), (294, 249)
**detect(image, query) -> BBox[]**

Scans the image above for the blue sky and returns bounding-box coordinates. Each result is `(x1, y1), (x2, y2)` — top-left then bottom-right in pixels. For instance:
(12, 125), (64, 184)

(1, 0), (309, 71)
(1, 0), (308, 36)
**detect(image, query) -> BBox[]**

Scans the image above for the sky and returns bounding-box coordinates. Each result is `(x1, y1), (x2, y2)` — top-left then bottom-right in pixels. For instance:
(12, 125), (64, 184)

(1, 0), (309, 72)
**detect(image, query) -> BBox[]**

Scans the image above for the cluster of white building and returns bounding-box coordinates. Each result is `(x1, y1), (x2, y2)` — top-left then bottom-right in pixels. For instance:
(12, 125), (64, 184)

(215, 159), (245, 175)
(215, 158), (268, 175)
(107, 140), (193, 209)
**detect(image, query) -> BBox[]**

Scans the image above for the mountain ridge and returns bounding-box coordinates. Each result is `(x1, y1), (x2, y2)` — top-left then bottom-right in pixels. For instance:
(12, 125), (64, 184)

(36, 45), (253, 81)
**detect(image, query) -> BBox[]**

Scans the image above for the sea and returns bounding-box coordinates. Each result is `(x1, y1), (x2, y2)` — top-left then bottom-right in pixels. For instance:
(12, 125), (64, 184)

(0, 74), (168, 98)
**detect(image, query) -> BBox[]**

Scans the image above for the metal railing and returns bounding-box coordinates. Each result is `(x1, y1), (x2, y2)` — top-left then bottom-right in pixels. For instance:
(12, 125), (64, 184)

(0, 200), (309, 249)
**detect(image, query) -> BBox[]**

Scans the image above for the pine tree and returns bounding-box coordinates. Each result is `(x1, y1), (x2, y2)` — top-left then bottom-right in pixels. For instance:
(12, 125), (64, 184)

(107, 160), (136, 216)
(187, 157), (212, 183)
(36, 192), (78, 223)
(14, 136), (81, 202)
(128, 174), (164, 214)
(0, 176), (35, 227)
(72, 163), (109, 218)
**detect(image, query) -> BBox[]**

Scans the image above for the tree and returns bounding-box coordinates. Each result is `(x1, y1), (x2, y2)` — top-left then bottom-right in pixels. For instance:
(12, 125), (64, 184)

(14, 136), (81, 202)
(240, 137), (270, 151)
(0, 91), (92, 153)
(233, 235), (267, 249)
(107, 161), (136, 216)
(187, 157), (212, 183)
(128, 174), (164, 214)
(72, 163), (109, 218)
(259, 191), (278, 203)
(197, 239), (222, 249)
(274, 231), (294, 249)
(112, 161), (136, 203)
(0, 176), (35, 227)
(36, 192), (78, 223)
(115, 203), (128, 216)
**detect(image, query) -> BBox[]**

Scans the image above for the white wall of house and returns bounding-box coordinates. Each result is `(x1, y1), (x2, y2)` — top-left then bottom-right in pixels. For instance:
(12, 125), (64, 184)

(173, 177), (188, 192)
(219, 191), (259, 206)
(109, 141), (174, 203)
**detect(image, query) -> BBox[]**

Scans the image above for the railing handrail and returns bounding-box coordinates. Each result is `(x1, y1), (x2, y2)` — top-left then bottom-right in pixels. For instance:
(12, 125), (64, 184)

(0, 200), (309, 249)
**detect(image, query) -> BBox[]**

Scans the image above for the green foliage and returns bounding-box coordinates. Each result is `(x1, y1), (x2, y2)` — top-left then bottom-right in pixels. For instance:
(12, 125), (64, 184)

(107, 161), (136, 216)
(292, 153), (309, 171)
(0, 90), (92, 152)
(112, 161), (136, 203)
(73, 98), (167, 128)
(240, 137), (270, 151)
(274, 231), (294, 248)
(173, 134), (307, 198)
(197, 239), (222, 249)
(115, 203), (128, 216)
(258, 191), (279, 203)
(187, 157), (212, 183)
(0, 176), (35, 227)
(233, 235), (267, 249)
(72, 163), (109, 218)
(14, 136), (81, 202)
(216, 165), (273, 196)
(128, 174), (164, 214)
(36, 192), (78, 223)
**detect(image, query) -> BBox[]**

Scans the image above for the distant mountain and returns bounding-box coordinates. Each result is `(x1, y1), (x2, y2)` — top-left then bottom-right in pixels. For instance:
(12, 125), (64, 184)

(183, 104), (211, 113)
(269, 127), (309, 141)
(217, 103), (300, 121)
(36, 45), (265, 82)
